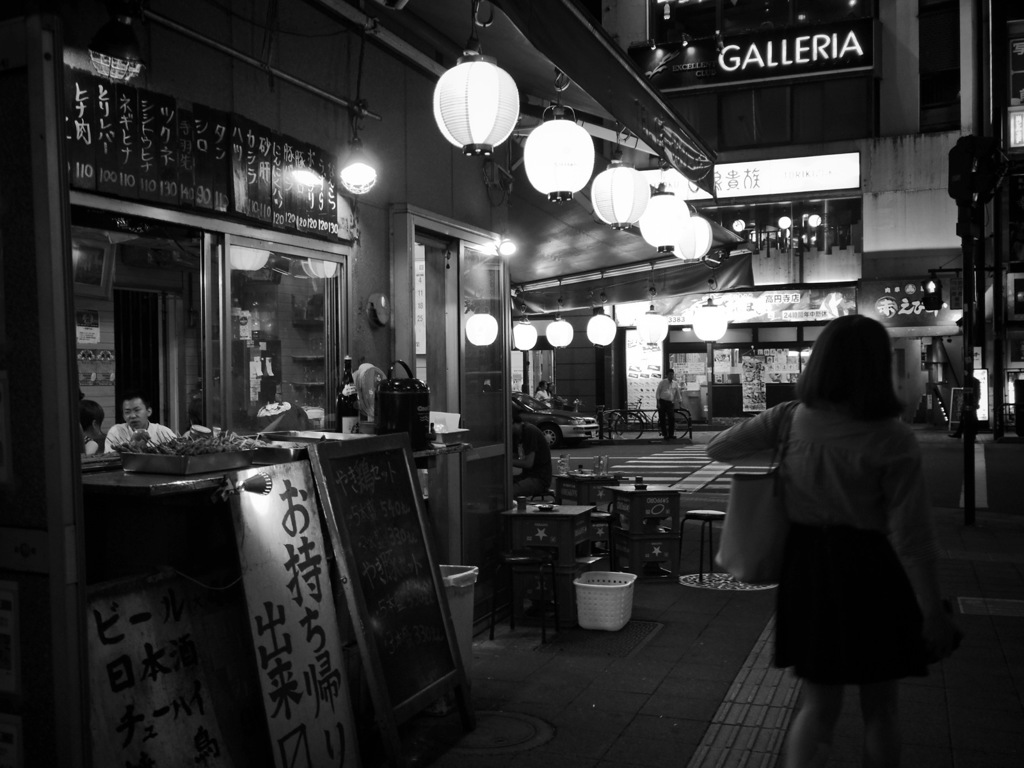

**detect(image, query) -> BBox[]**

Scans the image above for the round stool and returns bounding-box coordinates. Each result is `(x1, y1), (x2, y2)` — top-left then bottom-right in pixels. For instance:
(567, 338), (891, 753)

(488, 549), (559, 643)
(678, 510), (726, 582)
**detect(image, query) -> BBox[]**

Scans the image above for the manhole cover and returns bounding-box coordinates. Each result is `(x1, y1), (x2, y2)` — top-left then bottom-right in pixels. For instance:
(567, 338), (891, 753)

(451, 711), (555, 754)
(678, 573), (777, 591)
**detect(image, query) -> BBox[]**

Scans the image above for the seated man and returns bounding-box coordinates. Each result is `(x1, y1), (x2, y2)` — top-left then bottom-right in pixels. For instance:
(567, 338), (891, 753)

(512, 414), (552, 498)
(104, 390), (178, 452)
(79, 399), (106, 455)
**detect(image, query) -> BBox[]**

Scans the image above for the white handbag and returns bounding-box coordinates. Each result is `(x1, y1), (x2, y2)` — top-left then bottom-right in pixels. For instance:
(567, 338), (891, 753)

(715, 403), (796, 585)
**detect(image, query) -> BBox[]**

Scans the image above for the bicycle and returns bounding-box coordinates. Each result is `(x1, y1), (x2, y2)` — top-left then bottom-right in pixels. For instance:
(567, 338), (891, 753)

(604, 399), (692, 440)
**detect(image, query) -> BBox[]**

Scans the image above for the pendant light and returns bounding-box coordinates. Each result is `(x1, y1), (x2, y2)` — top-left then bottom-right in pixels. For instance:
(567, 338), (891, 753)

(692, 296), (729, 342)
(590, 156), (650, 230)
(674, 216), (714, 262)
(587, 308), (617, 347)
(465, 308), (498, 346)
(229, 247), (270, 271)
(340, 23), (377, 195)
(524, 101), (595, 202)
(512, 318), (538, 350)
(545, 294), (574, 348)
(636, 283), (668, 345)
(88, 0), (145, 82)
(639, 184), (690, 252)
(301, 259), (338, 279)
(433, 2), (519, 157)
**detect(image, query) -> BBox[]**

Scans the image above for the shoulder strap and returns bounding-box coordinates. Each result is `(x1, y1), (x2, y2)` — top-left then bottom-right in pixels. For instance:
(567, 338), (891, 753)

(769, 401), (798, 470)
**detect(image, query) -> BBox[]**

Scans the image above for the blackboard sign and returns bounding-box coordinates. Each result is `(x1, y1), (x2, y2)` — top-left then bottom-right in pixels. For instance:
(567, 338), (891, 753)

(177, 107), (197, 207)
(192, 103), (231, 211)
(308, 434), (473, 766)
(66, 68), (98, 190)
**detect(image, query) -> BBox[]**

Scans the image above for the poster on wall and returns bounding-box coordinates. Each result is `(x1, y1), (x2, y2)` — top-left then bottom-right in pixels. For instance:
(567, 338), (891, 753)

(741, 354), (767, 413)
(624, 330), (662, 410)
(76, 310), (100, 344)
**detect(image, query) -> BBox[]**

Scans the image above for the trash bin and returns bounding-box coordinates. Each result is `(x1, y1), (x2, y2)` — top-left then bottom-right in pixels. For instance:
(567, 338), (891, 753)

(439, 565), (478, 674)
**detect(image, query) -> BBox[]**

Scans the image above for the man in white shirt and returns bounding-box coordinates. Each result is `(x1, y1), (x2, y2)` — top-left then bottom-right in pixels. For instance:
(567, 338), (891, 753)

(655, 369), (681, 440)
(104, 391), (178, 452)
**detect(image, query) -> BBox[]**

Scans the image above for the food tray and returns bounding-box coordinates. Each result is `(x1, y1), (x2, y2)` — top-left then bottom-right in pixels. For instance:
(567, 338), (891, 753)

(121, 451), (255, 475)
(574, 571), (638, 631)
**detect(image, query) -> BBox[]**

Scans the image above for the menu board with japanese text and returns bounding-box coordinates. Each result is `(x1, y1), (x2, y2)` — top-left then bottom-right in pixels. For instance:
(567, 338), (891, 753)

(229, 461), (360, 768)
(87, 571), (269, 768)
(64, 65), (345, 240)
(308, 434), (473, 766)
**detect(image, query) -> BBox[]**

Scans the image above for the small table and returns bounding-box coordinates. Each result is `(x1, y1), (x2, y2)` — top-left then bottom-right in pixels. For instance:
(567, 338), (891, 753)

(502, 503), (598, 629)
(553, 472), (618, 506)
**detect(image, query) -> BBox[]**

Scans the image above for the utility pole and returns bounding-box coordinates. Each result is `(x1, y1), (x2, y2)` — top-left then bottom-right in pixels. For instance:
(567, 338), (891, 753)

(947, 135), (1007, 526)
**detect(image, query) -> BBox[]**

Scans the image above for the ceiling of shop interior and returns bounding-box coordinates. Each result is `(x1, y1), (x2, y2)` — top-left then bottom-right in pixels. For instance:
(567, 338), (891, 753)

(313, 0), (744, 290)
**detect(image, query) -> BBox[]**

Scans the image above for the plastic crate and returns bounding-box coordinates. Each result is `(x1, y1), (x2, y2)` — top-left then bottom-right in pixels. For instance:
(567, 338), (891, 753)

(573, 571), (637, 631)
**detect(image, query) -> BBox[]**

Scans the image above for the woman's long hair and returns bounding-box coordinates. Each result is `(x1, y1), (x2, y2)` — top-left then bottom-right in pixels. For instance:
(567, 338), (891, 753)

(795, 315), (903, 420)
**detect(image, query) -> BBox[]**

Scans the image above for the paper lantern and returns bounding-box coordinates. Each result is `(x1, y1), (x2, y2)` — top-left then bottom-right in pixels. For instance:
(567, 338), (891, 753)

(674, 216), (714, 262)
(433, 54), (519, 156)
(590, 162), (650, 229)
(639, 188), (690, 252)
(339, 137), (377, 195)
(466, 312), (499, 346)
(586, 309), (617, 346)
(637, 307), (669, 344)
(545, 317), (574, 348)
(692, 299), (729, 342)
(524, 115), (595, 202)
(512, 319), (538, 350)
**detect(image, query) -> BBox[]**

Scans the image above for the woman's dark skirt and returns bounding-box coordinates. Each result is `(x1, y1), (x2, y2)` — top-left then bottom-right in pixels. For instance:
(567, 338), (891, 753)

(775, 522), (928, 685)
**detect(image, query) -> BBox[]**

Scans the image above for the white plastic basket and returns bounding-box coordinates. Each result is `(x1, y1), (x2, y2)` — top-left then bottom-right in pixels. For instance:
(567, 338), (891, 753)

(573, 571), (638, 631)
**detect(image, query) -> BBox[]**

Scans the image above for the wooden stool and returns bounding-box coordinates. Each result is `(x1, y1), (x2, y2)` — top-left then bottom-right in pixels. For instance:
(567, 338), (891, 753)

(488, 549), (559, 643)
(678, 510), (725, 582)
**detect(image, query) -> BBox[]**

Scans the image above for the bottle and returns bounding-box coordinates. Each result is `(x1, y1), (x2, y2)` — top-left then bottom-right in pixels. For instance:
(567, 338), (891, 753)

(338, 355), (359, 433)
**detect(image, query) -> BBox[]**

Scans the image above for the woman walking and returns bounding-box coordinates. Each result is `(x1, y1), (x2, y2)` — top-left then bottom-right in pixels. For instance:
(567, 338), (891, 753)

(707, 315), (961, 767)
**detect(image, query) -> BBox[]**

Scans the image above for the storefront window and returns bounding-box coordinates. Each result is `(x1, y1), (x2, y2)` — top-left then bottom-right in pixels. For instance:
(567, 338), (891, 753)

(226, 242), (340, 434)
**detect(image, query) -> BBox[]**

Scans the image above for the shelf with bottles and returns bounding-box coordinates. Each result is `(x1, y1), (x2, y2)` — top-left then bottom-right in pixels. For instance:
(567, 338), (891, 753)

(291, 355), (325, 362)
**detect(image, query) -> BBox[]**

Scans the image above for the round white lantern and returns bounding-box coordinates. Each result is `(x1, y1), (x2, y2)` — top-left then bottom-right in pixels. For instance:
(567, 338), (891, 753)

(433, 54), (519, 156)
(637, 307), (669, 344)
(639, 188), (690, 252)
(524, 115), (595, 202)
(807, 213), (822, 228)
(545, 317), (574, 348)
(465, 312), (499, 346)
(674, 216), (714, 262)
(586, 310), (617, 346)
(692, 299), (728, 342)
(229, 247), (270, 271)
(301, 259), (339, 279)
(512, 319), (538, 350)
(590, 162), (650, 229)
(778, 215), (793, 230)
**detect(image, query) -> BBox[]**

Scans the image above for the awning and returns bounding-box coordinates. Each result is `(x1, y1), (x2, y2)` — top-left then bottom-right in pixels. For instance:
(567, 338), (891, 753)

(493, 0), (716, 196)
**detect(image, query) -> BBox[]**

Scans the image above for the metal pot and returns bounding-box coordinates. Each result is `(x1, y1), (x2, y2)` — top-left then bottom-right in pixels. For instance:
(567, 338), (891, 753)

(375, 360), (430, 450)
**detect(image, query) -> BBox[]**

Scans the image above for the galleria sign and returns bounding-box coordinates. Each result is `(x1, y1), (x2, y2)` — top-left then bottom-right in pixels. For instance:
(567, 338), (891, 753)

(629, 18), (875, 91)
(719, 30), (866, 73)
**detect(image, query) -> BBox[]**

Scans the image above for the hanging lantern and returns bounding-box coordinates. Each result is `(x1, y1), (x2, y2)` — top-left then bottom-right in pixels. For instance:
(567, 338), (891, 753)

(674, 216), (714, 262)
(433, 52), (520, 156)
(546, 317), (574, 348)
(639, 186), (690, 252)
(590, 161), (650, 229)
(229, 247), (270, 271)
(524, 108), (595, 202)
(466, 312), (499, 346)
(586, 308), (617, 347)
(301, 259), (339, 279)
(637, 305), (669, 345)
(692, 298), (729, 342)
(512, 318), (538, 350)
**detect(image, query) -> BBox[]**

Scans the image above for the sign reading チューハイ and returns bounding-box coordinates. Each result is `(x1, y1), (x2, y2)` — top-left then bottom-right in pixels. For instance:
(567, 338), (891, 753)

(229, 461), (360, 768)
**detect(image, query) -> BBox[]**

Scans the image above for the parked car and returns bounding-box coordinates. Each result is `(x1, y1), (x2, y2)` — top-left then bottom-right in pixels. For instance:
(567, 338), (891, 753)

(511, 392), (599, 448)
